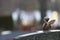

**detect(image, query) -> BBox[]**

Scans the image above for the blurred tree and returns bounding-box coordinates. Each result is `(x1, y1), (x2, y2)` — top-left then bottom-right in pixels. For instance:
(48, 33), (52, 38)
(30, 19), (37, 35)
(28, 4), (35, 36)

(0, 16), (13, 30)
(39, 0), (47, 25)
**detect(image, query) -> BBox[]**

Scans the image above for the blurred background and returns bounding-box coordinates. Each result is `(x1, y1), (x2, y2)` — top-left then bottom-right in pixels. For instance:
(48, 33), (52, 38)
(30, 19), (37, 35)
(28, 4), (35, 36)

(0, 0), (60, 40)
(0, 0), (60, 32)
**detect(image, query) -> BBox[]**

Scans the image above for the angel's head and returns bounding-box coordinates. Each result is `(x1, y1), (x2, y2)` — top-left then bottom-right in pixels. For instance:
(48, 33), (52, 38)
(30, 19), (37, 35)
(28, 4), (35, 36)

(44, 17), (49, 22)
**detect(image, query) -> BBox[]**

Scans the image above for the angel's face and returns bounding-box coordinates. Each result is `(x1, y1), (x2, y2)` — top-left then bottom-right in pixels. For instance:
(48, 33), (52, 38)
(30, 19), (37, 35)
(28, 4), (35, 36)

(45, 18), (49, 22)
(44, 17), (49, 22)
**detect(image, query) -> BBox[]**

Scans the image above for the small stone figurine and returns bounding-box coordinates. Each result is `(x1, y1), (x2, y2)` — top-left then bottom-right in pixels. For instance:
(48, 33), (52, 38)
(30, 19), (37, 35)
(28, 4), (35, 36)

(43, 17), (55, 30)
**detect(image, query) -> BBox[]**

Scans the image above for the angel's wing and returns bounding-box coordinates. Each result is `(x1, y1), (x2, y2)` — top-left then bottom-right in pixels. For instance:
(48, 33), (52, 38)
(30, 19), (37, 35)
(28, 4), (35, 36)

(49, 20), (55, 24)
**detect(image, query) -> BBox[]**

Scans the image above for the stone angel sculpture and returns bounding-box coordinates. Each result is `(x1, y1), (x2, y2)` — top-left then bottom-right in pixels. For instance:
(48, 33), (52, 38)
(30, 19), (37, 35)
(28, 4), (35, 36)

(43, 17), (55, 30)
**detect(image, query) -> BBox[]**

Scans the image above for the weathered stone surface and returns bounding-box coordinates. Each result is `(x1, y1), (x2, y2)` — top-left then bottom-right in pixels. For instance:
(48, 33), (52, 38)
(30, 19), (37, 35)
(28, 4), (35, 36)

(14, 32), (60, 40)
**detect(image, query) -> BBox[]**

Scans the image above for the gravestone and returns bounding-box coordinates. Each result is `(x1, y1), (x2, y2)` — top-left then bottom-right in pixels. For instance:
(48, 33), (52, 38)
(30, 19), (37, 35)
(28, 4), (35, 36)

(14, 32), (60, 40)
